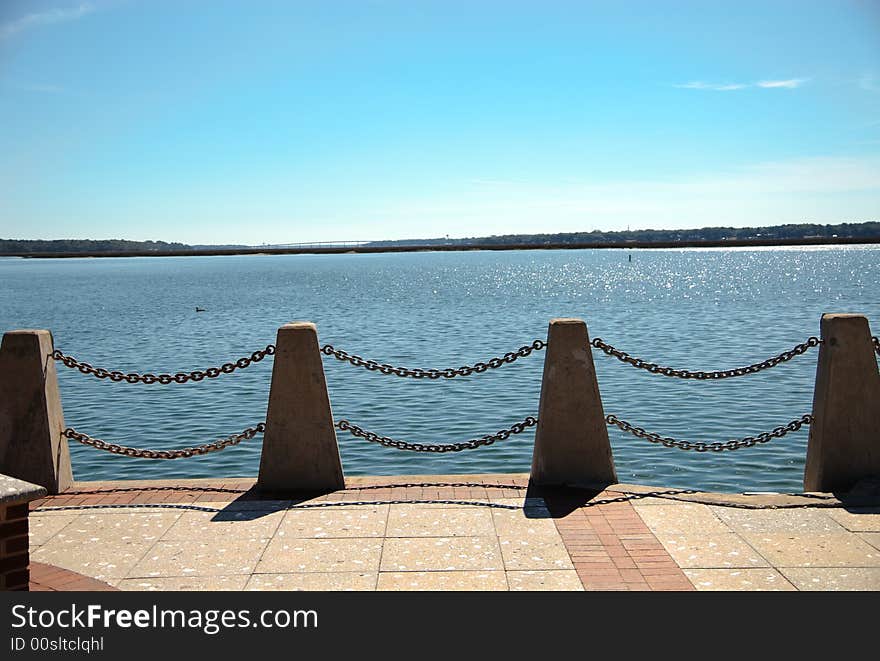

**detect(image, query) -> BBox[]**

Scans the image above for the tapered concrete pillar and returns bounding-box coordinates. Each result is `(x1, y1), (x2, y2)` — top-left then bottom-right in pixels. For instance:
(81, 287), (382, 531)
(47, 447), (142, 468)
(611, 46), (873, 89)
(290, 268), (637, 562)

(257, 322), (345, 492)
(804, 314), (880, 493)
(531, 318), (617, 487)
(0, 330), (73, 494)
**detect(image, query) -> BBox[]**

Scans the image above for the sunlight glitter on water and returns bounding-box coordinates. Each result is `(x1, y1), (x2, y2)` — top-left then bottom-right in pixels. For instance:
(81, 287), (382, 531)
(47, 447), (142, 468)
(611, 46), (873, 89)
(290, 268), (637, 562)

(1, 246), (877, 493)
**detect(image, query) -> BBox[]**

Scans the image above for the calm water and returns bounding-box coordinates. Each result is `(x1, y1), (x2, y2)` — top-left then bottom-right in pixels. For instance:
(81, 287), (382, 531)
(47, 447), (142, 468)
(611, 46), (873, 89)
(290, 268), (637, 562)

(1, 247), (878, 493)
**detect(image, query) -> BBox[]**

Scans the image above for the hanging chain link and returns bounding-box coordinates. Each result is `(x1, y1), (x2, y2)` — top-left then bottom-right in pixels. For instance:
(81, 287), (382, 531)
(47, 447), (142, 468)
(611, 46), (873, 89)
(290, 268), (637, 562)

(590, 336), (821, 379)
(53, 331), (854, 386)
(51, 345), (276, 384)
(873, 336), (880, 356)
(62, 409), (817, 457)
(62, 423), (265, 459)
(605, 413), (813, 452)
(334, 416), (538, 452)
(321, 340), (546, 378)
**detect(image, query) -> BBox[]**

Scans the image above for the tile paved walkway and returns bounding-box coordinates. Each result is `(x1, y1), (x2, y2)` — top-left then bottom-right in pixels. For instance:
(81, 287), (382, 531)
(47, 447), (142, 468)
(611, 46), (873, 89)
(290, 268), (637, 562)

(26, 475), (880, 591)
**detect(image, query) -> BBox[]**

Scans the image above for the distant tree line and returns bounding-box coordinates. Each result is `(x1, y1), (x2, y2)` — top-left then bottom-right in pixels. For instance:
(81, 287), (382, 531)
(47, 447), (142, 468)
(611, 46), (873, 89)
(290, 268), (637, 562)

(0, 239), (191, 254)
(365, 221), (880, 247)
(2, 221), (878, 254)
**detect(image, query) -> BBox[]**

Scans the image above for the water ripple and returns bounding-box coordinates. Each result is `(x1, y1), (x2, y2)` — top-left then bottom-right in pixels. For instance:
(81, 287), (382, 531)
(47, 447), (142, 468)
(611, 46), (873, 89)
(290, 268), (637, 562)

(1, 246), (877, 492)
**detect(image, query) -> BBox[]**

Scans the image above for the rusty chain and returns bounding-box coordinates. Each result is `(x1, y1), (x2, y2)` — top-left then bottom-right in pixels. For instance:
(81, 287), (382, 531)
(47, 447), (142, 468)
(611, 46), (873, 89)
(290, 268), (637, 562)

(334, 416), (538, 452)
(62, 423), (265, 459)
(54, 331), (860, 387)
(591, 336), (821, 379)
(51, 345), (276, 384)
(605, 413), (812, 451)
(320, 340), (546, 378)
(62, 408), (815, 458)
(336, 410), (812, 454)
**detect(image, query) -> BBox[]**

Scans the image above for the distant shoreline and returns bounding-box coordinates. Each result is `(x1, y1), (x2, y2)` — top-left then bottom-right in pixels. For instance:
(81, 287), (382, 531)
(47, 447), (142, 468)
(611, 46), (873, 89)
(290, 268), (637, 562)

(2, 235), (879, 258)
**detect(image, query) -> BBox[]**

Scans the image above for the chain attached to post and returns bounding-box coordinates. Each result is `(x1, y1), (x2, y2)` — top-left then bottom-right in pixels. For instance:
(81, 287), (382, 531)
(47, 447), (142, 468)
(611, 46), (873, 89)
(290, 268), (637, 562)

(53, 332), (845, 385)
(51, 346), (276, 384)
(873, 336), (880, 356)
(321, 340), (546, 378)
(62, 423), (265, 459)
(334, 416), (538, 452)
(605, 413), (813, 451)
(591, 337), (821, 379)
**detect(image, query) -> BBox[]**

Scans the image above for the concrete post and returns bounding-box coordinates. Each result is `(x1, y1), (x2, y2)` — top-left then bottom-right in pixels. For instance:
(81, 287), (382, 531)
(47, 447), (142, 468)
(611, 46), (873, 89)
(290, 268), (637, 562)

(257, 322), (345, 492)
(804, 314), (880, 493)
(0, 330), (73, 494)
(530, 318), (617, 487)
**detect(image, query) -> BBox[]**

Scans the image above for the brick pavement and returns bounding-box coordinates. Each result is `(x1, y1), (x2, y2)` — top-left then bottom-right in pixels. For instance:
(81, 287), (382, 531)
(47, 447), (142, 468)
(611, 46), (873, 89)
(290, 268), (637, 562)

(25, 475), (880, 591)
(29, 562), (117, 591)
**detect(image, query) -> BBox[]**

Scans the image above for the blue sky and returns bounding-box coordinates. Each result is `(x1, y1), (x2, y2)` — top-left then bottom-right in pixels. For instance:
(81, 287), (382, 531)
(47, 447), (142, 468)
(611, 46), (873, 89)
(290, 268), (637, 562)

(1, 0), (878, 244)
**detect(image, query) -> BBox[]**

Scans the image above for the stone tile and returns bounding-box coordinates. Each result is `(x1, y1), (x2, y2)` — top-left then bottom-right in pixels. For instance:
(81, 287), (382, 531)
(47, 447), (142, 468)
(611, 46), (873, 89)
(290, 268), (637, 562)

(276, 506), (388, 538)
(659, 534), (769, 569)
(246, 573), (377, 591)
(382, 500), (492, 509)
(498, 537), (574, 571)
(507, 570), (584, 591)
(129, 538), (270, 577)
(739, 533), (880, 568)
(256, 537), (384, 573)
(29, 506), (98, 516)
(162, 510), (284, 541)
(48, 511), (181, 544)
(28, 514), (76, 547)
(492, 508), (560, 537)
(825, 507), (880, 532)
(377, 571), (508, 591)
(858, 533), (880, 551)
(33, 505), (195, 516)
(623, 496), (685, 506)
(709, 507), (846, 534)
(489, 497), (548, 510)
(779, 568), (880, 591)
(633, 503), (730, 536)
(31, 540), (154, 581)
(193, 500), (292, 512)
(117, 576), (249, 591)
(684, 569), (797, 591)
(386, 506), (494, 537)
(381, 537), (503, 572)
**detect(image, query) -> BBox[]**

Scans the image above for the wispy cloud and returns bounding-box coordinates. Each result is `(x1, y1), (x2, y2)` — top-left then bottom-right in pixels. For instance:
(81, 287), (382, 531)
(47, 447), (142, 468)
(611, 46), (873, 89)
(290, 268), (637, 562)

(756, 78), (808, 88)
(673, 81), (748, 91)
(858, 73), (878, 92)
(674, 78), (809, 91)
(0, 3), (96, 40)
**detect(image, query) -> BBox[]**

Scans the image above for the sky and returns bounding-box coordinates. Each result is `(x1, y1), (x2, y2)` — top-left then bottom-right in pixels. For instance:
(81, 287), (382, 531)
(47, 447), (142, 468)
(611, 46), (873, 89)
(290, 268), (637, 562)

(1, 0), (879, 245)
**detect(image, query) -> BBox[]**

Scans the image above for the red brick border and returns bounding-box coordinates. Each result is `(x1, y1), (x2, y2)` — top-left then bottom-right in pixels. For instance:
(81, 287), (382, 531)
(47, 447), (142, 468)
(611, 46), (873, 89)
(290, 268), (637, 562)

(28, 562), (118, 591)
(544, 490), (694, 591)
(30, 476), (532, 508)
